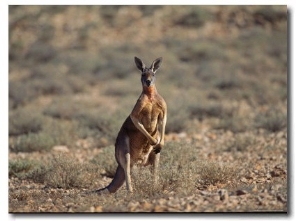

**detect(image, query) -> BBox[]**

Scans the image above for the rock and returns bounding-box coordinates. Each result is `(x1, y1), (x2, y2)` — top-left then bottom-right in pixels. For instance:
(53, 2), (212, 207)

(140, 201), (152, 210)
(236, 190), (248, 196)
(127, 201), (139, 212)
(153, 205), (167, 212)
(184, 202), (193, 212)
(90, 206), (95, 212)
(240, 177), (248, 183)
(277, 194), (287, 203)
(218, 189), (229, 202)
(95, 205), (103, 212)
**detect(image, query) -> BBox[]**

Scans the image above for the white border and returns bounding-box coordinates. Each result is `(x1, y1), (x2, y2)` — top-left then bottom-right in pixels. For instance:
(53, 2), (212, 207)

(3, 1), (297, 221)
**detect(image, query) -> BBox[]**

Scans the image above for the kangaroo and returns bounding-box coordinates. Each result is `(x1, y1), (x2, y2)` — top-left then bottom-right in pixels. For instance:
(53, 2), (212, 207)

(95, 57), (167, 194)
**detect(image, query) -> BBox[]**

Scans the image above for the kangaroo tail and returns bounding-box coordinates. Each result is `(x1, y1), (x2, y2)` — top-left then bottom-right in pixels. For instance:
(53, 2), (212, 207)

(93, 165), (125, 194)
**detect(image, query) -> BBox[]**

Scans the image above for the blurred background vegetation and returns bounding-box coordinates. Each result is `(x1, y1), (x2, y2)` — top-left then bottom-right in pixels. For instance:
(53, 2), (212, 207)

(9, 5), (287, 153)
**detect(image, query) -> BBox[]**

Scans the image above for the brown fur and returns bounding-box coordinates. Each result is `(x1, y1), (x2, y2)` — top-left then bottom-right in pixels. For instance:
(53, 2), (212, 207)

(95, 57), (167, 194)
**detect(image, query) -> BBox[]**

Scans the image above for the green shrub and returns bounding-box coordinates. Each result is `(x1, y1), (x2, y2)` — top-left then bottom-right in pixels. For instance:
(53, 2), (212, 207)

(9, 159), (38, 178)
(9, 132), (56, 152)
(44, 155), (100, 189)
(255, 109), (286, 132)
(253, 6), (286, 25)
(165, 104), (189, 133)
(10, 120), (81, 152)
(214, 76), (240, 90)
(9, 109), (43, 136)
(224, 133), (258, 152)
(76, 110), (124, 144)
(175, 7), (213, 27)
(198, 161), (238, 186)
(43, 98), (82, 120)
(90, 145), (117, 178)
(25, 41), (56, 63)
(189, 102), (231, 121)
(9, 81), (36, 109)
(213, 115), (250, 133)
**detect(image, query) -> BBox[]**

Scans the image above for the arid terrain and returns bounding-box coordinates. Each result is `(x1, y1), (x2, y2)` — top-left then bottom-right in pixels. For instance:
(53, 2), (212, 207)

(9, 5), (287, 213)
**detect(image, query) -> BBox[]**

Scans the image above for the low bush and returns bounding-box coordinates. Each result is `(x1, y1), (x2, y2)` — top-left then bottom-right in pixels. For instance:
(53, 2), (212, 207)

(9, 81), (36, 109)
(44, 155), (100, 189)
(9, 109), (43, 136)
(9, 132), (56, 152)
(90, 145), (117, 178)
(9, 159), (39, 179)
(254, 109), (287, 132)
(189, 102), (231, 121)
(175, 7), (213, 27)
(197, 161), (238, 186)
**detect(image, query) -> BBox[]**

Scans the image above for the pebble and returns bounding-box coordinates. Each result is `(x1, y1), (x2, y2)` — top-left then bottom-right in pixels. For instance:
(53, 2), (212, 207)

(218, 189), (229, 202)
(236, 190), (248, 196)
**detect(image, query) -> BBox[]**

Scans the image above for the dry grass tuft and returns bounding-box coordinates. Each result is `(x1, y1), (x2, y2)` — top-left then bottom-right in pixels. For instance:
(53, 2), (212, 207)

(44, 155), (100, 189)
(198, 161), (239, 186)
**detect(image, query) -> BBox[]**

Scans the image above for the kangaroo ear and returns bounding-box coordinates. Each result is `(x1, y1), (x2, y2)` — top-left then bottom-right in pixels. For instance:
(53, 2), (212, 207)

(134, 57), (145, 72)
(150, 57), (162, 73)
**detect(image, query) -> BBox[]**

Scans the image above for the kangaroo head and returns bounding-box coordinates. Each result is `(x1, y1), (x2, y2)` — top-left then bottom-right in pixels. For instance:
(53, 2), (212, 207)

(134, 57), (162, 87)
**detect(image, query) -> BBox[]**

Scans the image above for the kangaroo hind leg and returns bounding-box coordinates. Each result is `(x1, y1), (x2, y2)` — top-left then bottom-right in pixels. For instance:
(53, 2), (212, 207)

(115, 133), (133, 192)
(147, 151), (160, 185)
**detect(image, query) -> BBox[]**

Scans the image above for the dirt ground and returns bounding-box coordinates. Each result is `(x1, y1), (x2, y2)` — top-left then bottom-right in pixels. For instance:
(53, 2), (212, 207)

(9, 5), (287, 213)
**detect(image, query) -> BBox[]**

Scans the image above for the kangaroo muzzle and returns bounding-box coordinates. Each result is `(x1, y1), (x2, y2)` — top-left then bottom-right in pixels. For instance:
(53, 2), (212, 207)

(145, 79), (151, 87)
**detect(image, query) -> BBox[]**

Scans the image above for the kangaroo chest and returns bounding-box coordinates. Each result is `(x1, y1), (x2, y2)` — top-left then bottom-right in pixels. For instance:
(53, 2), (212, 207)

(140, 102), (162, 133)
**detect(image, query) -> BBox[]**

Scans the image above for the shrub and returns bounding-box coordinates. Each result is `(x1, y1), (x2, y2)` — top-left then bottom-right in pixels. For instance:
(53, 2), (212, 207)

(44, 155), (100, 189)
(198, 161), (238, 186)
(9, 81), (36, 109)
(214, 116), (250, 133)
(9, 120), (81, 152)
(175, 7), (213, 27)
(9, 132), (56, 152)
(9, 109), (43, 136)
(25, 41), (56, 63)
(76, 109), (124, 145)
(10, 155), (101, 188)
(214, 76), (239, 90)
(90, 145), (117, 178)
(9, 159), (38, 178)
(253, 6), (286, 25)
(189, 102), (229, 121)
(156, 141), (199, 196)
(255, 109), (286, 132)
(224, 133), (258, 152)
(43, 98), (82, 120)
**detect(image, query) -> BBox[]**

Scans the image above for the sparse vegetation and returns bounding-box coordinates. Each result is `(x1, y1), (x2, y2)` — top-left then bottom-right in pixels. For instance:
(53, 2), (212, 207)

(9, 5), (287, 212)
(255, 109), (287, 132)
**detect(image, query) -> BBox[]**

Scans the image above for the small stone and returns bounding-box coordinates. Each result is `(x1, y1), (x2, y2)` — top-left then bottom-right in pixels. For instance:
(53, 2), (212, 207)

(236, 190), (248, 196)
(153, 205), (166, 212)
(95, 205), (103, 212)
(277, 194), (287, 203)
(252, 184), (258, 192)
(140, 201), (152, 210)
(128, 201), (139, 212)
(90, 206), (95, 213)
(218, 189), (229, 202)
(184, 202), (193, 212)
(240, 177), (248, 183)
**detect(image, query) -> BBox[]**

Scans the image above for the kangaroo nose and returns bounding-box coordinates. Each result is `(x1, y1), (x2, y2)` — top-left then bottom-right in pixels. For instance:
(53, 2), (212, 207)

(146, 80), (151, 86)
